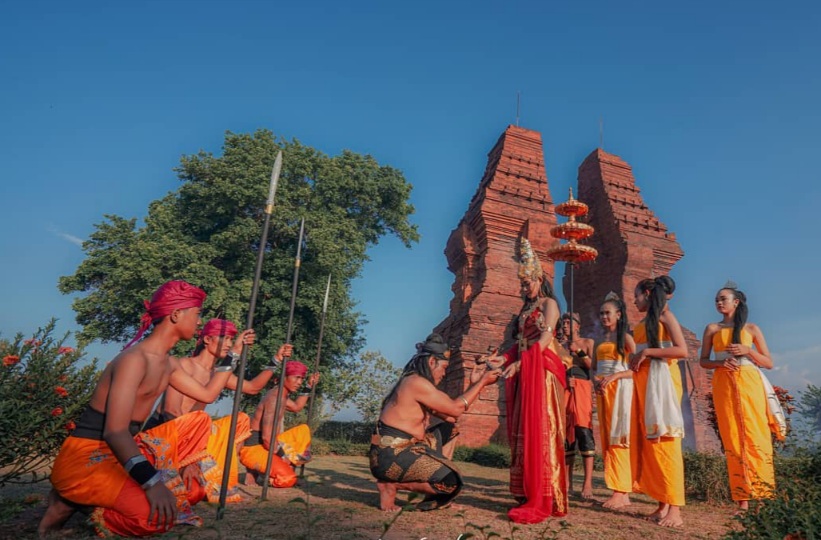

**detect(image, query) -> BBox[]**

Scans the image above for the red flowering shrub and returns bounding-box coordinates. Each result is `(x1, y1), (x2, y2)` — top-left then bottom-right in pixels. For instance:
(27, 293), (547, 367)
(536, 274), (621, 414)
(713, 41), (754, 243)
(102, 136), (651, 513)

(0, 320), (99, 486)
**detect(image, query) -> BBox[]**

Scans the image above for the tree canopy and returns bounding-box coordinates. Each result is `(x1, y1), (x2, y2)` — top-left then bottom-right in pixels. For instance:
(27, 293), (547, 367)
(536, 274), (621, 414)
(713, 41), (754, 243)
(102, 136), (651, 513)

(59, 130), (419, 396)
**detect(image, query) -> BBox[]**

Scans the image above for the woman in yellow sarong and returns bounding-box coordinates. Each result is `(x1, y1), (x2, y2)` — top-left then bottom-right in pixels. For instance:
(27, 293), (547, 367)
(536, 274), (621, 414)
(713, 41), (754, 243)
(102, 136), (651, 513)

(593, 292), (635, 510)
(629, 276), (688, 528)
(699, 282), (785, 514)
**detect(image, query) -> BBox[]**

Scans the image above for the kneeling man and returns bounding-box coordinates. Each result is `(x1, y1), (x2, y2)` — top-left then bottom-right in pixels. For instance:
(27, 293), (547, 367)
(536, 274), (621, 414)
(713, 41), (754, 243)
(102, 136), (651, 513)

(370, 333), (500, 512)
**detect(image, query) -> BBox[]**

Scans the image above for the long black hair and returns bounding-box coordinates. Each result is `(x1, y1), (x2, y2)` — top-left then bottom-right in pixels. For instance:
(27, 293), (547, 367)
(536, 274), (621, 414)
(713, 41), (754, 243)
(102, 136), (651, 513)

(637, 276), (675, 348)
(721, 287), (748, 344)
(603, 295), (629, 359)
(380, 333), (449, 412)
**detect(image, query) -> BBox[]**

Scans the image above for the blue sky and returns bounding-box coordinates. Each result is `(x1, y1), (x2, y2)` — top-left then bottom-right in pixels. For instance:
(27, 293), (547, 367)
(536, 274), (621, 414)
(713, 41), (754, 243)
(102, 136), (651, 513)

(2, 1), (821, 409)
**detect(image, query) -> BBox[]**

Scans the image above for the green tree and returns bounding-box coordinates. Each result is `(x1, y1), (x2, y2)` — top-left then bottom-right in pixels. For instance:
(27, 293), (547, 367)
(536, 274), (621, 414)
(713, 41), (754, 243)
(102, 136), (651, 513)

(799, 384), (821, 432)
(58, 130), (418, 407)
(333, 351), (402, 422)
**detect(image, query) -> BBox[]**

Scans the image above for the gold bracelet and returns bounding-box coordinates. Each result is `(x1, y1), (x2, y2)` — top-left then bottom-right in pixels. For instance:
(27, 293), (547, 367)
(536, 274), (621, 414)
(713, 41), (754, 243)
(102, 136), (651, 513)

(461, 397), (470, 411)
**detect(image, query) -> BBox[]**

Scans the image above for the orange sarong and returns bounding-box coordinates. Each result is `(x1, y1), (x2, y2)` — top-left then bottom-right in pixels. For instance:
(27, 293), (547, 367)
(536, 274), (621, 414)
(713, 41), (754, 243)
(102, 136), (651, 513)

(596, 342), (633, 493)
(631, 323), (685, 507)
(712, 327), (776, 500)
(50, 411), (214, 537)
(239, 424), (311, 489)
(203, 413), (251, 503)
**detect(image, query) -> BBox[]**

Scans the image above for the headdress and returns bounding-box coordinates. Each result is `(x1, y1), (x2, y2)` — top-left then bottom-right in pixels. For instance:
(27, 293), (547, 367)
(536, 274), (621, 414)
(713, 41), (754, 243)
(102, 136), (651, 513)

(122, 280), (207, 350)
(517, 237), (543, 281)
(197, 319), (238, 347)
(561, 312), (581, 324)
(415, 333), (451, 361)
(723, 279), (739, 290)
(285, 361), (308, 377)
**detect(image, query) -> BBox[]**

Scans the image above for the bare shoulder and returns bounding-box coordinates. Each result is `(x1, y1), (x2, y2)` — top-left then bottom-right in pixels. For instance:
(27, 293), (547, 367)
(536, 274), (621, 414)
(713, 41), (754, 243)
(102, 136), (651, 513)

(660, 309), (680, 325)
(745, 322), (763, 335)
(704, 322), (722, 334)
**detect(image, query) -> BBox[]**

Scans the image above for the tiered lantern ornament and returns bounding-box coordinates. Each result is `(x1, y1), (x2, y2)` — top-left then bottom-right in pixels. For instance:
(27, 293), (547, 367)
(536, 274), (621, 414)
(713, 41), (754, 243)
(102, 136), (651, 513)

(547, 188), (598, 342)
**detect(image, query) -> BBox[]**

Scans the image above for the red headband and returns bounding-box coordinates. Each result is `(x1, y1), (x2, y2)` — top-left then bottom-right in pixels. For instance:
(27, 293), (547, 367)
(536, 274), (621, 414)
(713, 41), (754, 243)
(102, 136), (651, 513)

(285, 361), (308, 377)
(122, 280), (207, 350)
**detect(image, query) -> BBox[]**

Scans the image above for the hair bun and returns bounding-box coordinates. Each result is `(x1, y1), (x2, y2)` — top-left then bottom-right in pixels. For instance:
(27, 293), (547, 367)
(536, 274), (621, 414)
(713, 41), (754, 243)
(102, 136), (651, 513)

(655, 275), (676, 295)
(604, 291), (620, 302)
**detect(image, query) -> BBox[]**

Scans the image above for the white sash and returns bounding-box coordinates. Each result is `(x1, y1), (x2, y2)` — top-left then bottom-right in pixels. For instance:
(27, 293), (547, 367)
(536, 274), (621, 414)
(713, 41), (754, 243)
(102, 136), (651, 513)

(714, 351), (788, 439)
(636, 341), (685, 439)
(596, 360), (632, 446)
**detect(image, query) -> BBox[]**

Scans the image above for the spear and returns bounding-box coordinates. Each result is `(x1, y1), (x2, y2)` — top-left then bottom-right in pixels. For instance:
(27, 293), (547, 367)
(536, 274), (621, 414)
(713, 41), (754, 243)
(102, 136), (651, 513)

(299, 274), (331, 478)
(216, 150), (283, 520)
(261, 217), (305, 500)
(307, 274), (331, 428)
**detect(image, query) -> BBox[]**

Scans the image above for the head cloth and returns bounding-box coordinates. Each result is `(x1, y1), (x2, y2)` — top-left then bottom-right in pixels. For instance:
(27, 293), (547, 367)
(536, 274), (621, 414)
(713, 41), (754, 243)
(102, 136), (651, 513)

(285, 360), (308, 377)
(414, 333), (451, 361)
(122, 280), (207, 350)
(197, 318), (238, 348)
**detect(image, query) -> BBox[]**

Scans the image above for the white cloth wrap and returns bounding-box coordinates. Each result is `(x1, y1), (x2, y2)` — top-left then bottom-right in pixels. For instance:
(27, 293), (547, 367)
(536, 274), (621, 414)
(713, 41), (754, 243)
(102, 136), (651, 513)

(636, 341), (685, 439)
(597, 360), (633, 446)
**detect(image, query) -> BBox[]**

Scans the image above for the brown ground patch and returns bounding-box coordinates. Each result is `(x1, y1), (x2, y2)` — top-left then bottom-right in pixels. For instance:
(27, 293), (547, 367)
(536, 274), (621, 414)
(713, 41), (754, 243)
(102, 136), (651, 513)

(1, 456), (736, 539)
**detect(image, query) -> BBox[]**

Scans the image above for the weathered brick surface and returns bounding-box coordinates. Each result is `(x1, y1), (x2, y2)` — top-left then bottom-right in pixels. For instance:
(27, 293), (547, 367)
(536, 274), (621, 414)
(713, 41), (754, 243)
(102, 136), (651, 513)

(433, 125), (557, 448)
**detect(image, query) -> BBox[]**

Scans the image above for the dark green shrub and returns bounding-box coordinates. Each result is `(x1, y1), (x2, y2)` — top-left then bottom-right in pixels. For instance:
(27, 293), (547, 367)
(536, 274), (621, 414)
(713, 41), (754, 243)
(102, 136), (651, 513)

(683, 451), (730, 503)
(311, 438), (369, 456)
(453, 444), (510, 469)
(314, 421), (373, 443)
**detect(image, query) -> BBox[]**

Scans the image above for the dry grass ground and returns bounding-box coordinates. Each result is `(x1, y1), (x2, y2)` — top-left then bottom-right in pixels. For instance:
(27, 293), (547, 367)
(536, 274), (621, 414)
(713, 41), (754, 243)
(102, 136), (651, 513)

(1, 455), (737, 540)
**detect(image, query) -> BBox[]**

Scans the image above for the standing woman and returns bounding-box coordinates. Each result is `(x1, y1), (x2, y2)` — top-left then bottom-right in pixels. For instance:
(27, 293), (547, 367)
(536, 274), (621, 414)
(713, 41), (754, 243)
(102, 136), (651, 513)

(489, 237), (567, 524)
(629, 276), (688, 528)
(593, 292), (636, 510)
(699, 282), (786, 513)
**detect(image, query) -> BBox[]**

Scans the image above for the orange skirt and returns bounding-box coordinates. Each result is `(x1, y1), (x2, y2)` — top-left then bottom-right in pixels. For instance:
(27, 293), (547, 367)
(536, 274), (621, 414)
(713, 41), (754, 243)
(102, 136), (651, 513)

(50, 411), (213, 537)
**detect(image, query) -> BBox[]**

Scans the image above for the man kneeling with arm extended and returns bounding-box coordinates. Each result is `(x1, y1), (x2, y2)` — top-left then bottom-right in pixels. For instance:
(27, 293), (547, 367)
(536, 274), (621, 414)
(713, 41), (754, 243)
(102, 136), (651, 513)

(370, 333), (500, 512)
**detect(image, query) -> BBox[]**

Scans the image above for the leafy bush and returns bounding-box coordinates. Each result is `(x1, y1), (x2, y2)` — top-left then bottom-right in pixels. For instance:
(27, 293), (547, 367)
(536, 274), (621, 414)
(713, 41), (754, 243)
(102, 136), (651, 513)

(453, 444), (510, 469)
(310, 438), (369, 457)
(683, 451), (730, 503)
(0, 320), (99, 485)
(724, 451), (821, 539)
(314, 420), (373, 443)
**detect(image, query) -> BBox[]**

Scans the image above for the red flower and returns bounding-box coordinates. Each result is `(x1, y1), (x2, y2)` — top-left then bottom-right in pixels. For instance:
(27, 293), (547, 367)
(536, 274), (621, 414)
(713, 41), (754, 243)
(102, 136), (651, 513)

(55, 386), (69, 398)
(51, 407), (63, 417)
(58, 347), (75, 355)
(24, 339), (42, 347)
(3, 355), (20, 367)
(64, 420), (76, 432)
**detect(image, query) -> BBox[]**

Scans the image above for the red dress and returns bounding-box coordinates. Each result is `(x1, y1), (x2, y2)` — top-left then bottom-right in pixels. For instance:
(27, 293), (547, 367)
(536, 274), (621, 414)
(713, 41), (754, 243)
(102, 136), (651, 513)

(503, 302), (568, 523)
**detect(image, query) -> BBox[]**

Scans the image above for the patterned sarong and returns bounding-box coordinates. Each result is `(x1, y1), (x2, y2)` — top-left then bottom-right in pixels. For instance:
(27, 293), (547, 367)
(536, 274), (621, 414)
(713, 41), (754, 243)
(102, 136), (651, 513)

(203, 413), (252, 503)
(368, 421), (462, 510)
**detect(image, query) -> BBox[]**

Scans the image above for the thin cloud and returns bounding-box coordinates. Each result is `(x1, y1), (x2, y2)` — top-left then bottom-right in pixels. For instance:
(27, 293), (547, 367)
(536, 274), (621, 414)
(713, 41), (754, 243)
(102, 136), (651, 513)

(770, 344), (821, 391)
(46, 225), (84, 247)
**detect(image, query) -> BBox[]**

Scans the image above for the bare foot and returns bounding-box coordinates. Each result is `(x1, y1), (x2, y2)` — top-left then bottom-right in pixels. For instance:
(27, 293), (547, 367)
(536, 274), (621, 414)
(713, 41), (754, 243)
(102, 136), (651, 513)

(602, 492), (631, 509)
(658, 505), (683, 528)
(643, 502), (669, 522)
(37, 489), (77, 538)
(377, 482), (400, 512)
(581, 483), (594, 500)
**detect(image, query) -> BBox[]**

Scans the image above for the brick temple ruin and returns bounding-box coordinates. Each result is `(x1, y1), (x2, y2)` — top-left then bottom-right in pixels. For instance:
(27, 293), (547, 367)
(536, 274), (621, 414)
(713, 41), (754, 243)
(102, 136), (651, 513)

(434, 125), (720, 452)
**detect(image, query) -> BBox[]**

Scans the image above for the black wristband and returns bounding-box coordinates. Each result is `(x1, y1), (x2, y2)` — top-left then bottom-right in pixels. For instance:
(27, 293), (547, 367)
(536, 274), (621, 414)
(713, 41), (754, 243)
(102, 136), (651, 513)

(215, 351), (239, 372)
(576, 350), (588, 358)
(129, 460), (159, 486)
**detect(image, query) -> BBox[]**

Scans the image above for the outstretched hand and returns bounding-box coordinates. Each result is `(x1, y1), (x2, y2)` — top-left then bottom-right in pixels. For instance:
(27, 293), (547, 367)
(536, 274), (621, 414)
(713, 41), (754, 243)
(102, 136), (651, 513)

(231, 329), (256, 355)
(470, 362), (501, 385)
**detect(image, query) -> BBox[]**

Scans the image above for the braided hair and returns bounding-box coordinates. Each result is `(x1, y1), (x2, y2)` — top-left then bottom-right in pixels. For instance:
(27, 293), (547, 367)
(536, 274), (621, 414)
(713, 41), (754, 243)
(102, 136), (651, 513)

(636, 276), (675, 348)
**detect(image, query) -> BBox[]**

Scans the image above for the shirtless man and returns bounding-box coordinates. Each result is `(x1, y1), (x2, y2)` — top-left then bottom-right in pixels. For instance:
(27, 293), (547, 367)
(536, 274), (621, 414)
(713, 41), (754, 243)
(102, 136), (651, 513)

(39, 281), (240, 538)
(559, 312), (596, 499)
(146, 318), (291, 502)
(369, 333), (500, 512)
(239, 360), (320, 488)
